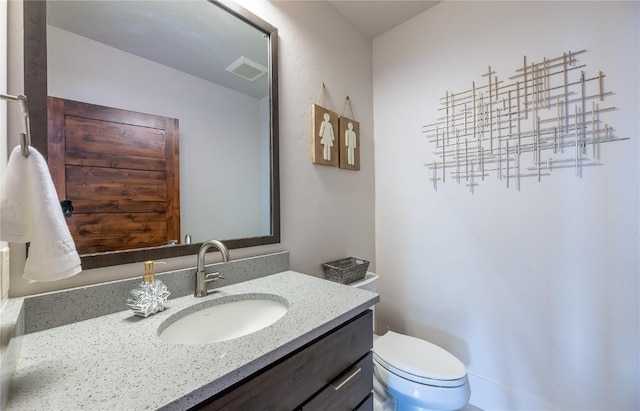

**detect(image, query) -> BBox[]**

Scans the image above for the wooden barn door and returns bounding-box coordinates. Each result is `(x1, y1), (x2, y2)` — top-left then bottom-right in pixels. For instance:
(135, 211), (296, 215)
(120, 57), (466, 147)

(47, 97), (180, 254)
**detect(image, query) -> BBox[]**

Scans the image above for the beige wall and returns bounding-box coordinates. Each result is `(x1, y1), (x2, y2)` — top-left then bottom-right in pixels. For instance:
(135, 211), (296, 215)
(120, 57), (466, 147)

(6, 0), (375, 296)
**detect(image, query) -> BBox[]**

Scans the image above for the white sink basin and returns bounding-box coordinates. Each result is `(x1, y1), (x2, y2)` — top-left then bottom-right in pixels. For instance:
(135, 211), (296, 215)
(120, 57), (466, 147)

(158, 294), (289, 345)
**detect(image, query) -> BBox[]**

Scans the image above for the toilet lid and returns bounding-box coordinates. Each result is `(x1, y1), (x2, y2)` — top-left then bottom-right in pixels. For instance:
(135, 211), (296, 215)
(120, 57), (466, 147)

(372, 331), (467, 382)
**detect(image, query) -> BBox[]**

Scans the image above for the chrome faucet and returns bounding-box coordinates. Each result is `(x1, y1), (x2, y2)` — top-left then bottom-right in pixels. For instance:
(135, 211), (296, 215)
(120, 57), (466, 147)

(195, 240), (230, 297)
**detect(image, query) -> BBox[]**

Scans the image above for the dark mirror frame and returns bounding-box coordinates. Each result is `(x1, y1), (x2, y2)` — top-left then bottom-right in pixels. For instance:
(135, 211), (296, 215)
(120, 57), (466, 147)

(23, 0), (280, 269)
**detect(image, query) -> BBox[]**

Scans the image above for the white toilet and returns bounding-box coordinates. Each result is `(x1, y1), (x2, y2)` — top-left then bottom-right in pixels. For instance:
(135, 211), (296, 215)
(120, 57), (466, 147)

(350, 273), (471, 411)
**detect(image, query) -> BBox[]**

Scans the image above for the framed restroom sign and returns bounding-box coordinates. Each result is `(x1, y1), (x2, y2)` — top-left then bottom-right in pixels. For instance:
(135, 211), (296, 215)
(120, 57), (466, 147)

(312, 104), (339, 167)
(339, 116), (360, 170)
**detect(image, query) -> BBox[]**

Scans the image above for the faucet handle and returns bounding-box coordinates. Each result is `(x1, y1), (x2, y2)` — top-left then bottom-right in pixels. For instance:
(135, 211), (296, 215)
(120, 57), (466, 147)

(204, 272), (225, 283)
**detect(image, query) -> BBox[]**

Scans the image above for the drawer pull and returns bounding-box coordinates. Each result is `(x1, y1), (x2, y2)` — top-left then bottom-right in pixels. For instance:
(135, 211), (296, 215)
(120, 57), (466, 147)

(330, 366), (362, 391)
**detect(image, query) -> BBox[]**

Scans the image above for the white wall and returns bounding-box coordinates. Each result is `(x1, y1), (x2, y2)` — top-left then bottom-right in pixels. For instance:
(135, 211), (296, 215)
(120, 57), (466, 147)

(373, 2), (639, 410)
(7, 0), (375, 296)
(0, 0), (8, 306)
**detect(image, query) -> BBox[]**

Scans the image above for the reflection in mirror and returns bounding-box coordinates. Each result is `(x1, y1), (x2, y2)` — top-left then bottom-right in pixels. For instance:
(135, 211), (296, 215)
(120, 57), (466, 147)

(24, 0), (280, 268)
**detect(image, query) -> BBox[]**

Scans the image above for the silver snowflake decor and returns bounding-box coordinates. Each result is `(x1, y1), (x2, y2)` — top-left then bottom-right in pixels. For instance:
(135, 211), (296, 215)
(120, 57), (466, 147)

(126, 280), (171, 318)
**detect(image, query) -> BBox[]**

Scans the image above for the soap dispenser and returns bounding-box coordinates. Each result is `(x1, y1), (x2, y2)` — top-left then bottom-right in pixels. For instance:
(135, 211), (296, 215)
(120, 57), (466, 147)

(126, 260), (171, 317)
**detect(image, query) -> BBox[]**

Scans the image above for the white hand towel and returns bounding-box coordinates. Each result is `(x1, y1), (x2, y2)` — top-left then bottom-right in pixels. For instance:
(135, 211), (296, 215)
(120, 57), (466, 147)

(0, 146), (82, 282)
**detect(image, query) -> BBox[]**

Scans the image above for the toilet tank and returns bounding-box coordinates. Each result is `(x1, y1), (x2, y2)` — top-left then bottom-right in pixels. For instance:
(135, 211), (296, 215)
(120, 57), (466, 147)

(350, 272), (378, 292)
(349, 272), (378, 332)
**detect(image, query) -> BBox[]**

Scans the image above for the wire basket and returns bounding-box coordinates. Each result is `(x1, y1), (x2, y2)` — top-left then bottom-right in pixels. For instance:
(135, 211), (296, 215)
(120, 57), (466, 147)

(322, 257), (370, 284)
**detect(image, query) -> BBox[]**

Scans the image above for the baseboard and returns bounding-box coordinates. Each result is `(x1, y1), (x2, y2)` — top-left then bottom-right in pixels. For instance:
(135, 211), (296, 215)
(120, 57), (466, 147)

(467, 373), (561, 411)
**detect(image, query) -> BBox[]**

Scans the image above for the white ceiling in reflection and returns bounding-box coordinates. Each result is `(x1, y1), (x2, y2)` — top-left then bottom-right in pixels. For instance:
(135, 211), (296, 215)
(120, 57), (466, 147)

(47, 1), (270, 99)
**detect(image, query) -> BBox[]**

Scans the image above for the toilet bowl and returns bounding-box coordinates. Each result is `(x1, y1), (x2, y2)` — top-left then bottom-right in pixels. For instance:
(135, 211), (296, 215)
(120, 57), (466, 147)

(350, 273), (471, 411)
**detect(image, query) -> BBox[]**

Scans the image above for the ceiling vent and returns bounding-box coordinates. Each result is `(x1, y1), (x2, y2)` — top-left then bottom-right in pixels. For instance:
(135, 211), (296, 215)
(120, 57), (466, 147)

(225, 56), (267, 82)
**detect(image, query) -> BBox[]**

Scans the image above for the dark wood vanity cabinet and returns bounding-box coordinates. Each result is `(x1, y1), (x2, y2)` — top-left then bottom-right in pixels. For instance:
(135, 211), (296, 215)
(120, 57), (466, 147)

(195, 310), (373, 411)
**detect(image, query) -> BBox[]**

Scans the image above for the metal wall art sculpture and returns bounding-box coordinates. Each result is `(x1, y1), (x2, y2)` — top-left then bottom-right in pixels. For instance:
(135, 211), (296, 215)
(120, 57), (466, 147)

(423, 50), (627, 193)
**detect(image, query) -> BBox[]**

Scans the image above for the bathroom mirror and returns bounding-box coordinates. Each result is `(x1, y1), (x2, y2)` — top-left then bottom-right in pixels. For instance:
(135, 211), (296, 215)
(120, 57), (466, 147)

(24, 0), (280, 269)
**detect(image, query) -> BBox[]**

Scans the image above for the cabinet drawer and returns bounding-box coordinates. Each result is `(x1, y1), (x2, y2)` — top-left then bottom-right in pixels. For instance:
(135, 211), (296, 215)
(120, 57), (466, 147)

(196, 310), (373, 410)
(299, 352), (373, 411)
(355, 393), (373, 411)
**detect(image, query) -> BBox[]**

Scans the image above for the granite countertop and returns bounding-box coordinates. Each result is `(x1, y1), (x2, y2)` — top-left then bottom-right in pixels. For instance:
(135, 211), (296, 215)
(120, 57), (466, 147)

(4, 271), (379, 410)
